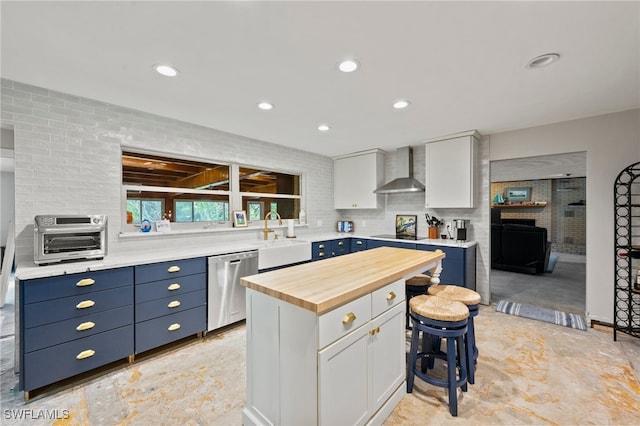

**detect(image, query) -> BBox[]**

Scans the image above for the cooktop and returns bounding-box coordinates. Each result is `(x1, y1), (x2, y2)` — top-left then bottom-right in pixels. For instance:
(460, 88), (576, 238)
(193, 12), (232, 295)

(370, 234), (428, 241)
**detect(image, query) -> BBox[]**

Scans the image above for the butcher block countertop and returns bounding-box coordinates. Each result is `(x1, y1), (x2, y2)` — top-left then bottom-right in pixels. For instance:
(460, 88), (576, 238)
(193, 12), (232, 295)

(241, 246), (445, 315)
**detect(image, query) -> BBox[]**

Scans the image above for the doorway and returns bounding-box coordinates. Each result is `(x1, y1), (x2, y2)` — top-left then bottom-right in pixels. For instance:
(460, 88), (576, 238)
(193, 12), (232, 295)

(489, 152), (586, 315)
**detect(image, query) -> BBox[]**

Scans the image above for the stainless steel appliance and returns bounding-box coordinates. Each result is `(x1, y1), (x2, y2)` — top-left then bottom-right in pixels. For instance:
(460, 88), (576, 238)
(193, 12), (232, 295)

(452, 219), (468, 242)
(207, 250), (258, 331)
(34, 215), (107, 265)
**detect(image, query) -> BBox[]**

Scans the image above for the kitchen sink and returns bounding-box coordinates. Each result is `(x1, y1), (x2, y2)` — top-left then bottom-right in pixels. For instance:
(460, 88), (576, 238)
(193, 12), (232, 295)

(250, 239), (312, 270)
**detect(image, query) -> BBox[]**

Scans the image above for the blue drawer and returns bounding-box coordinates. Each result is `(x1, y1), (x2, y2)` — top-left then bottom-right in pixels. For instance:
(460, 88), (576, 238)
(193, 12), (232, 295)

(23, 325), (133, 392)
(418, 245), (464, 261)
(136, 289), (206, 322)
(135, 257), (206, 284)
(24, 286), (133, 329)
(135, 306), (206, 354)
(350, 238), (367, 252)
(312, 241), (330, 260)
(367, 240), (417, 250)
(331, 239), (349, 256)
(23, 267), (133, 304)
(135, 273), (206, 303)
(24, 305), (133, 353)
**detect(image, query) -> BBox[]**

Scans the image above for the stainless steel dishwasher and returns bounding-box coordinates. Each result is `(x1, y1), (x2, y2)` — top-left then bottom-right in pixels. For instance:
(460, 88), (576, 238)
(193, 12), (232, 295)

(207, 250), (258, 331)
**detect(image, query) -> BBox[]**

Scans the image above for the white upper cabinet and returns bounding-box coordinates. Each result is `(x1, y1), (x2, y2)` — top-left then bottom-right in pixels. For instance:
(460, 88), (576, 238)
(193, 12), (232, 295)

(334, 149), (385, 209)
(424, 131), (480, 208)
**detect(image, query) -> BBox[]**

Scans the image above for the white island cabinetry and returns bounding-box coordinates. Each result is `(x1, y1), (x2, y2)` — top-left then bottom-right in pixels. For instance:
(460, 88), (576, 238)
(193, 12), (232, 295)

(241, 247), (444, 425)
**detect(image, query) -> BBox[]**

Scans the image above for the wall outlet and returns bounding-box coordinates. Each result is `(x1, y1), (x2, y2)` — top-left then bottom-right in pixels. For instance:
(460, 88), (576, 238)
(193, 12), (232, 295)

(361, 220), (366, 227)
(317, 219), (323, 227)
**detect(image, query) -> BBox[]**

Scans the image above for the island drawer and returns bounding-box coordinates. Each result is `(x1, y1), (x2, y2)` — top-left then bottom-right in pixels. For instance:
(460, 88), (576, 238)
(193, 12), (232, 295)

(371, 279), (405, 318)
(135, 257), (206, 284)
(135, 289), (206, 322)
(24, 286), (134, 329)
(135, 306), (206, 354)
(319, 294), (371, 348)
(22, 267), (133, 304)
(24, 305), (133, 353)
(135, 273), (206, 303)
(23, 325), (133, 392)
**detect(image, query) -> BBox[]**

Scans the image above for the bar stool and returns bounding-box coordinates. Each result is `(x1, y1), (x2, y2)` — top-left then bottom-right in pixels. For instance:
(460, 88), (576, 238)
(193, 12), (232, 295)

(405, 274), (431, 329)
(428, 285), (481, 384)
(408, 295), (468, 417)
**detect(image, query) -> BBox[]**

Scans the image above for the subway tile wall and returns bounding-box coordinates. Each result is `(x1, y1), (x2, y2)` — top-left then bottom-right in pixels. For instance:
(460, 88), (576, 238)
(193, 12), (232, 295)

(1, 79), (338, 262)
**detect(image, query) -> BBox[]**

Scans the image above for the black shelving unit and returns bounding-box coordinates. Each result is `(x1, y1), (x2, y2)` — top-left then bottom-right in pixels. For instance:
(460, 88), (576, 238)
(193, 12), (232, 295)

(614, 161), (640, 340)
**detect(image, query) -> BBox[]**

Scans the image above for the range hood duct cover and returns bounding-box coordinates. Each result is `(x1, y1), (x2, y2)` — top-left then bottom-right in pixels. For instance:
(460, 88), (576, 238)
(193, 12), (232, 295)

(374, 147), (425, 193)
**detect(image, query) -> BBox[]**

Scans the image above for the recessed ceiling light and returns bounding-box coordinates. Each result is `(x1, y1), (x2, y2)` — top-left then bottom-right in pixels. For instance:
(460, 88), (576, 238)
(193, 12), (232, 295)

(526, 53), (560, 69)
(338, 59), (359, 73)
(154, 64), (179, 77)
(257, 102), (274, 110)
(393, 100), (410, 109)
(318, 124), (330, 132)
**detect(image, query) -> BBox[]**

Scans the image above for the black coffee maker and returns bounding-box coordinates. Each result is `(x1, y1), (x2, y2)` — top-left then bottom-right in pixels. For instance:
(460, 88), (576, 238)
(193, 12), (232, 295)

(452, 219), (468, 241)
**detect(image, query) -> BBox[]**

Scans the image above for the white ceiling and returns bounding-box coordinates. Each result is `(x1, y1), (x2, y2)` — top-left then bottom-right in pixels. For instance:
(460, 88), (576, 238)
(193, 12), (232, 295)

(2, 1), (638, 157)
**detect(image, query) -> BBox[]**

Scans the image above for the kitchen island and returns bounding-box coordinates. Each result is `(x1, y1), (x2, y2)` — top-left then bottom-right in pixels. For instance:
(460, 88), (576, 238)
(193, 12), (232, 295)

(241, 246), (445, 425)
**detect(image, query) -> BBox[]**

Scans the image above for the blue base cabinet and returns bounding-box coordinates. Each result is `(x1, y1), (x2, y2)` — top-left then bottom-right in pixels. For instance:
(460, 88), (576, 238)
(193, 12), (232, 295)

(416, 244), (476, 289)
(133, 258), (206, 354)
(19, 267), (134, 394)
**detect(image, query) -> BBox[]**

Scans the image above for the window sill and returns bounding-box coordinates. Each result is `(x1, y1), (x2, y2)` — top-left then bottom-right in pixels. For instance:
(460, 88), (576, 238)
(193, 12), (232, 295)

(119, 223), (307, 239)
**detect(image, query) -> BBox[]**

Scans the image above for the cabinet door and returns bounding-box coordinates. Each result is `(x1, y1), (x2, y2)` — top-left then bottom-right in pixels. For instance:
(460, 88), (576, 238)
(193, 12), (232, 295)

(334, 150), (384, 209)
(425, 135), (476, 208)
(318, 326), (370, 426)
(369, 304), (405, 412)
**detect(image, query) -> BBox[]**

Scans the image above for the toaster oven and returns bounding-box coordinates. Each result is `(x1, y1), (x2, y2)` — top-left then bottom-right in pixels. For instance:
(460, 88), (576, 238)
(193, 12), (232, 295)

(34, 215), (107, 265)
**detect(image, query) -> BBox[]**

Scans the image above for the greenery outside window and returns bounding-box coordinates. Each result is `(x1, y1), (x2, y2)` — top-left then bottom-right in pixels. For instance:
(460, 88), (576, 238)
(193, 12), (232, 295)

(175, 200), (229, 222)
(127, 199), (163, 224)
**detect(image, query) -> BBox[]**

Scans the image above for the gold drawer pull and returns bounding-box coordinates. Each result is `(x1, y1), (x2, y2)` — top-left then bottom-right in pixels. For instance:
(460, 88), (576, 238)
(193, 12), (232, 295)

(338, 241), (344, 246)
(168, 323), (181, 331)
(318, 244), (325, 249)
(387, 291), (397, 301)
(168, 300), (181, 308)
(356, 241), (363, 245)
(76, 278), (95, 287)
(76, 300), (95, 309)
(167, 265), (181, 273)
(167, 283), (181, 291)
(318, 252), (325, 257)
(76, 321), (95, 331)
(76, 349), (95, 360)
(342, 312), (356, 325)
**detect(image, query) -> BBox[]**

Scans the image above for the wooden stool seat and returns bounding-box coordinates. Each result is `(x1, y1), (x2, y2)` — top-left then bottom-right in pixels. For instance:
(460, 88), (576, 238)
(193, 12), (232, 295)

(409, 295), (469, 322)
(406, 273), (432, 286)
(428, 285), (481, 305)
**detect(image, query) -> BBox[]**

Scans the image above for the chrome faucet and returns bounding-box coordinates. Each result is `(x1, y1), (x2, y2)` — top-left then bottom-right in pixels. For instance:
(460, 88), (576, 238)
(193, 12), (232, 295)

(263, 211), (282, 240)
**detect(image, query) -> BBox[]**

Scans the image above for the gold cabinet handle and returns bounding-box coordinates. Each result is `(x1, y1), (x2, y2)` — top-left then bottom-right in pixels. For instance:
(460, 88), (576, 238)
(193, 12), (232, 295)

(76, 278), (95, 287)
(76, 349), (95, 360)
(318, 244), (325, 249)
(369, 327), (381, 335)
(76, 321), (95, 331)
(318, 252), (325, 257)
(342, 312), (356, 325)
(167, 265), (181, 273)
(387, 291), (397, 301)
(168, 323), (181, 331)
(76, 300), (95, 309)
(338, 241), (344, 246)
(167, 300), (181, 308)
(167, 283), (181, 291)
(356, 241), (363, 245)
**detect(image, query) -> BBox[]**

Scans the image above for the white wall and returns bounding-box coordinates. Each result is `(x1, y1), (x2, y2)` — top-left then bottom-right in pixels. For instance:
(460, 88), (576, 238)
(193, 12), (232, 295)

(0, 79), (338, 263)
(489, 109), (640, 323)
(0, 171), (15, 247)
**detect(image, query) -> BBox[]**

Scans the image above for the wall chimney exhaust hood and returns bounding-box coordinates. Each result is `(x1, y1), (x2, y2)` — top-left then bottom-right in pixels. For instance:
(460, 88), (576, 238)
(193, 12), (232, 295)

(374, 146), (425, 194)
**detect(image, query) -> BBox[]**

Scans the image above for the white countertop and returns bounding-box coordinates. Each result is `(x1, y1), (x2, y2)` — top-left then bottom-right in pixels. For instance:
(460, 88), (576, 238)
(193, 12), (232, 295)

(16, 232), (475, 280)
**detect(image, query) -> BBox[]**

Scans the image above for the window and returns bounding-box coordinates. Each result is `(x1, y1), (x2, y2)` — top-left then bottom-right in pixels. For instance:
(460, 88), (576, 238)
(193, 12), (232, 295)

(126, 199), (163, 224)
(175, 200), (229, 222)
(247, 201), (264, 221)
(240, 167), (301, 220)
